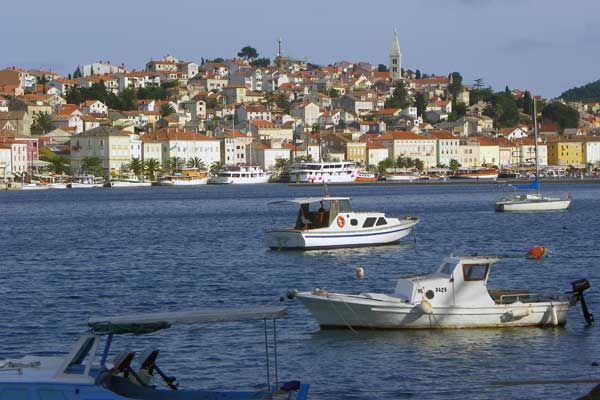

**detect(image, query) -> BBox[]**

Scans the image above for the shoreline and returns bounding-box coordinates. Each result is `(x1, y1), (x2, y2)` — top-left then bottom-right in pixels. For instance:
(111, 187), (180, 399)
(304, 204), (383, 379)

(287, 178), (600, 187)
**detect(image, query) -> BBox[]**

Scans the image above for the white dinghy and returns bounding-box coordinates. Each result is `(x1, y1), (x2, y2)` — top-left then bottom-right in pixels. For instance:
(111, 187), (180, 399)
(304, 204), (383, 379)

(265, 196), (419, 250)
(294, 255), (593, 329)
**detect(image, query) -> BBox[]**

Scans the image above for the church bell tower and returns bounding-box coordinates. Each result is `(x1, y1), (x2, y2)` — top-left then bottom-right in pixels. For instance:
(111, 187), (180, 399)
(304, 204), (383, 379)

(389, 29), (402, 81)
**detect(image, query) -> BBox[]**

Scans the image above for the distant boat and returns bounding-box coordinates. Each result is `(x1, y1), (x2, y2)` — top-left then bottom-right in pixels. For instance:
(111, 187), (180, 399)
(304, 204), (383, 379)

(495, 99), (571, 212)
(452, 167), (498, 181)
(106, 173), (152, 188)
(265, 196), (419, 250)
(288, 161), (358, 183)
(159, 168), (208, 186)
(209, 165), (270, 184)
(355, 171), (378, 183)
(0, 306), (310, 399)
(384, 168), (420, 182)
(295, 255), (594, 329)
(69, 175), (104, 188)
(21, 182), (49, 191)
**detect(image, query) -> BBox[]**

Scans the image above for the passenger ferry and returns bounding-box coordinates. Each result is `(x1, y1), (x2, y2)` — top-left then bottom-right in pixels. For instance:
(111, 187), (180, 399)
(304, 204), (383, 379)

(209, 165), (271, 184)
(288, 161), (358, 184)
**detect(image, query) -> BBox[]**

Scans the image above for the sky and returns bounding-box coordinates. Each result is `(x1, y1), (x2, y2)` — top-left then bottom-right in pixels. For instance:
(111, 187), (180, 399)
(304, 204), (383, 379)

(3, 0), (598, 98)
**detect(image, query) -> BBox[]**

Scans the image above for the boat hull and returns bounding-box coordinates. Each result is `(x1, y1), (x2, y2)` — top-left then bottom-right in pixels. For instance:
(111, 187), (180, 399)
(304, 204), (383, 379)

(21, 184), (49, 191)
(69, 183), (102, 189)
(496, 199), (571, 212)
(265, 220), (418, 250)
(451, 174), (498, 181)
(159, 178), (208, 186)
(209, 176), (270, 184)
(108, 181), (152, 188)
(296, 293), (570, 329)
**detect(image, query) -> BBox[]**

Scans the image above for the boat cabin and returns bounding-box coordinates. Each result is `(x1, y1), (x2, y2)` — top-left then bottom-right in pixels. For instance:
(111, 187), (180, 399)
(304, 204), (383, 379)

(272, 197), (353, 230)
(393, 256), (499, 307)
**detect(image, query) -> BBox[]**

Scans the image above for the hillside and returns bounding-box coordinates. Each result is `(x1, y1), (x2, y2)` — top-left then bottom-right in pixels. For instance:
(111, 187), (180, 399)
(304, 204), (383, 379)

(560, 79), (600, 102)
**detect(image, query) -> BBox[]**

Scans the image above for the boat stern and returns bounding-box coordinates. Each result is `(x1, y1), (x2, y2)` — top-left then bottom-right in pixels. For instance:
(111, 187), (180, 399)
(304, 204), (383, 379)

(265, 230), (307, 250)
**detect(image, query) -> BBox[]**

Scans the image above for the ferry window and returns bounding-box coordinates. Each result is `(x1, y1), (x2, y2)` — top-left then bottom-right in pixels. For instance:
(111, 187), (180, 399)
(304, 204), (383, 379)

(463, 264), (489, 281)
(0, 389), (30, 400)
(363, 217), (376, 228)
(350, 219), (358, 226)
(376, 217), (387, 226)
(38, 390), (67, 400)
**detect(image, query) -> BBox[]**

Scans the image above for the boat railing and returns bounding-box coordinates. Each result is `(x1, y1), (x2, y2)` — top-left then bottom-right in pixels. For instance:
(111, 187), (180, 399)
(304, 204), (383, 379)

(495, 291), (570, 304)
(0, 367), (23, 374)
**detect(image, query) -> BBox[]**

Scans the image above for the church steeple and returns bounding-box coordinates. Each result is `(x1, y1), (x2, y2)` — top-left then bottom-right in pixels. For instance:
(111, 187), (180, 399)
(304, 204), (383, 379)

(389, 29), (402, 81)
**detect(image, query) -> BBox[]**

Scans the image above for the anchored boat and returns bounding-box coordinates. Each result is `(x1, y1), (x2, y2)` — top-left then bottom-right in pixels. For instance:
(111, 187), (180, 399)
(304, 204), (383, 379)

(294, 255), (593, 329)
(265, 196), (419, 250)
(0, 306), (309, 400)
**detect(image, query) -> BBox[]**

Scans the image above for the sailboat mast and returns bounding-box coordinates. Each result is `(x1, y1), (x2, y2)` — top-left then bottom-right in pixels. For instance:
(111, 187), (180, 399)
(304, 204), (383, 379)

(533, 97), (540, 193)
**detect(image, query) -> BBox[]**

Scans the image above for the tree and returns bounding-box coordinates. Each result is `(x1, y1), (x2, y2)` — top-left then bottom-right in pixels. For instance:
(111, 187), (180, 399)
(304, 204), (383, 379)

(469, 87), (494, 106)
(274, 158), (291, 172)
(73, 66), (82, 78)
(128, 158), (144, 177)
(448, 72), (463, 99)
(275, 94), (290, 114)
(237, 46), (258, 60)
(377, 64), (388, 72)
(473, 78), (485, 90)
(452, 101), (467, 118)
(449, 159), (461, 174)
(561, 79), (600, 102)
(31, 113), (54, 135)
(415, 92), (427, 117)
(483, 92), (520, 128)
(209, 161), (224, 176)
(144, 158), (161, 180)
(164, 156), (183, 174)
(187, 157), (205, 170)
(541, 102), (580, 132)
(36, 75), (49, 85)
(160, 103), (176, 118)
(377, 158), (395, 175)
(385, 81), (409, 108)
(40, 148), (70, 174)
(415, 69), (421, 79)
(250, 58), (270, 68)
(338, 119), (346, 129)
(327, 88), (340, 98)
(414, 158), (425, 172)
(81, 157), (103, 176)
(517, 90), (534, 117)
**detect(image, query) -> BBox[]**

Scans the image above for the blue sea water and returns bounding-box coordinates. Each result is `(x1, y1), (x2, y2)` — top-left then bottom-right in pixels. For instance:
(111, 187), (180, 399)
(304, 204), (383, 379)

(0, 183), (599, 399)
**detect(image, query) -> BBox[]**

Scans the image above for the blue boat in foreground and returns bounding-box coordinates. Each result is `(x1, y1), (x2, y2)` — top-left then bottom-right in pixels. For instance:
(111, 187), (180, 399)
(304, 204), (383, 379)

(0, 306), (309, 400)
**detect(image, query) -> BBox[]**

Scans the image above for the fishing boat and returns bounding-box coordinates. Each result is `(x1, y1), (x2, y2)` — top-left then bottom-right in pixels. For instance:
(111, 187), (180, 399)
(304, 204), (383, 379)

(355, 171), (378, 183)
(209, 165), (271, 184)
(0, 306), (310, 400)
(21, 182), (50, 191)
(294, 255), (593, 329)
(495, 99), (572, 212)
(106, 173), (152, 188)
(288, 161), (358, 184)
(384, 168), (420, 182)
(265, 196), (419, 250)
(159, 168), (208, 186)
(451, 167), (498, 181)
(69, 175), (104, 189)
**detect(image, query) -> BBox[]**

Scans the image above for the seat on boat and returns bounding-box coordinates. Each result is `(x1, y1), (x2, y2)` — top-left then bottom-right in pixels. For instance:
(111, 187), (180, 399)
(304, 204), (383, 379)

(489, 290), (532, 304)
(138, 348), (178, 390)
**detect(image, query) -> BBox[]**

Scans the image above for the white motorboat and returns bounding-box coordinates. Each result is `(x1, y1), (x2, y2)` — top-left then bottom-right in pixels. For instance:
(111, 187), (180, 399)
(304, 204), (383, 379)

(69, 175), (104, 189)
(384, 168), (420, 182)
(21, 182), (50, 191)
(159, 168), (208, 186)
(265, 196), (419, 250)
(48, 182), (68, 189)
(106, 174), (152, 188)
(294, 255), (593, 329)
(0, 306), (310, 400)
(451, 167), (498, 181)
(209, 165), (271, 184)
(495, 99), (571, 212)
(288, 161), (358, 184)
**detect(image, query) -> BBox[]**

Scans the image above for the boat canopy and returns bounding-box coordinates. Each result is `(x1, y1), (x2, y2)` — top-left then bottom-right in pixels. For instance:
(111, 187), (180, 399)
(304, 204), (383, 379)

(88, 306), (288, 335)
(269, 197), (350, 205)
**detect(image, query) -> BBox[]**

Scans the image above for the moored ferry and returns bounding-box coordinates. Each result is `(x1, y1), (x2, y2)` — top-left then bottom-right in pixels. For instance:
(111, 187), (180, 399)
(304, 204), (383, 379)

(452, 167), (499, 181)
(288, 161), (358, 184)
(159, 168), (209, 186)
(209, 165), (271, 184)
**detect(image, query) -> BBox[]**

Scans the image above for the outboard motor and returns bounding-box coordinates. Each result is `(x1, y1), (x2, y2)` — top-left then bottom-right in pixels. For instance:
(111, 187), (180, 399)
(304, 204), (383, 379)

(571, 279), (594, 326)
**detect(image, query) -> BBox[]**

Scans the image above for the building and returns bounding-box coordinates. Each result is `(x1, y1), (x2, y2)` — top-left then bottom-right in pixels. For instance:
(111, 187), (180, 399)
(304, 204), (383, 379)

(547, 139), (584, 167)
(583, 138), (600, 166)
(290, 102), (321, 127)
(389, 30), (401, 81)
(366, 142), (389, 167)
(469, 136), (500, 167)
(247, 142), (291, 171)
(70, 126), (132, 175)
(142, 129), (221, 167)
(458, 139), (481, 168)
(248, 120), (293, 142)
(426, 130), (459, 167)
(81, 100), (108, 115)
(220, 129), (254, 166)
(82, 62), (124, 77)
(375, 131), (437, 168)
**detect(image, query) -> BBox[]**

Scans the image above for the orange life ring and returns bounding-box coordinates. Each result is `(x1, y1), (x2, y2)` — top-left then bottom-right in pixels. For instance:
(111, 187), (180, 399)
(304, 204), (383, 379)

(336, 216), (345, 228)
(308, 176), (315, 183)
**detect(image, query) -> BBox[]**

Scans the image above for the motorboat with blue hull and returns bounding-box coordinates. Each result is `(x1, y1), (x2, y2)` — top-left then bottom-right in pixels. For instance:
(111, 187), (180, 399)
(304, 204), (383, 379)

(0, 306), (310, 400)
(265, 196), (419, 250)
(294, 255), (593, 329)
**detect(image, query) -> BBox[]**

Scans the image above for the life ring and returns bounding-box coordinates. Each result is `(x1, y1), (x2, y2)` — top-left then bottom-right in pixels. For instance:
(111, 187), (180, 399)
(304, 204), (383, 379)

(308, 176), (315, 183)
(336, 216), (345, 228)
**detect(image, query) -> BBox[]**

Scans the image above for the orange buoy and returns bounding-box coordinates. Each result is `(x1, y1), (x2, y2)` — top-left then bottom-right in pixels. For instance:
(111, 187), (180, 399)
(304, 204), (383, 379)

(527, 246), (548, 260)
(355, 267), (364, 279)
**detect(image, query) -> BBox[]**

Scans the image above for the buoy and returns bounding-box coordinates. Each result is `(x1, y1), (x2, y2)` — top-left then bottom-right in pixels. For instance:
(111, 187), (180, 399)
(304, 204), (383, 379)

(527, 246), (548, 260)
(355, 267), (364, 279)
(286, 289), (299, 300)
(419, 300), (433, 314)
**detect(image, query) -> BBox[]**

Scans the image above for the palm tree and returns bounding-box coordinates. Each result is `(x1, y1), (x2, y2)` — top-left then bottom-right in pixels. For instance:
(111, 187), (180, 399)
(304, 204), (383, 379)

(449, 159), (461, 174)
(209, 161), (224, 176)
(81, 157), (103, 176)
(187, 157), (205, 170)
(128, 158), (144, 177)
(164, 156), (183, 174)
(31, 113), (54, 136)
(144, 158), (161, 180)
(40, 148), (70, 174)
(159, 103), (176, 118)
(414, 159), (425, 172)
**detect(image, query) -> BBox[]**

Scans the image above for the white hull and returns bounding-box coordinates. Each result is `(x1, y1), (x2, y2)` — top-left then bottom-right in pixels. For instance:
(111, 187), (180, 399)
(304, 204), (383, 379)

(209, 176), (270, 184)
(109, 181), (152, 188)
(296, 293), (570, 329)
(496, 198), (571, 212)
(21, 184), (49, 191)
(266, 219), (418, 250)
(69, 183), (102, 189)
(48, 183), (68, 189)
(159, 178), (208, 186)
(291, 172), (357, 184)
(385, 175), (418, 182)
(452, 174), (498, 181)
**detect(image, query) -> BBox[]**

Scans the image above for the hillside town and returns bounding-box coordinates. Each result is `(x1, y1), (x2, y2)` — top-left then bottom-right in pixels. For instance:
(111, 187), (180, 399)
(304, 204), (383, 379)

(1, 31), (600, 187)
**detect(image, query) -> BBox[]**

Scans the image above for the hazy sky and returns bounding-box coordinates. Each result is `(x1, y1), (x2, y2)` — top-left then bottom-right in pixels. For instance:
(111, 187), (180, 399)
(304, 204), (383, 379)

(3, 0), (598, 98)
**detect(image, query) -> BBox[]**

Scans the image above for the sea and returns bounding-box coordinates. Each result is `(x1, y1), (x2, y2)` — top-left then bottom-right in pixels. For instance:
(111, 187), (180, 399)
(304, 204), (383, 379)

(1, 182), (599, 399)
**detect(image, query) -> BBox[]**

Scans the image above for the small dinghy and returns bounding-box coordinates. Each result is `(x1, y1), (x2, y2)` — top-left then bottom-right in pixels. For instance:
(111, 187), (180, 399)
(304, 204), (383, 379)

(265, 196), (419, 250)
(0, 306), (310, 399)
(294, 255), (593, 329)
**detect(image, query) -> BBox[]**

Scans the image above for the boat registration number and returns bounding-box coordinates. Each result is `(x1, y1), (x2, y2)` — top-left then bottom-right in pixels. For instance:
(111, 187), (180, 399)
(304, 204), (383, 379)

(417, 287), (447, 293)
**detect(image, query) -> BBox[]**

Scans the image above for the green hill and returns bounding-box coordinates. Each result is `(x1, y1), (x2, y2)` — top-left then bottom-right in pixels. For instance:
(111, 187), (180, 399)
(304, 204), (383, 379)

(560, 79), (600, 102)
